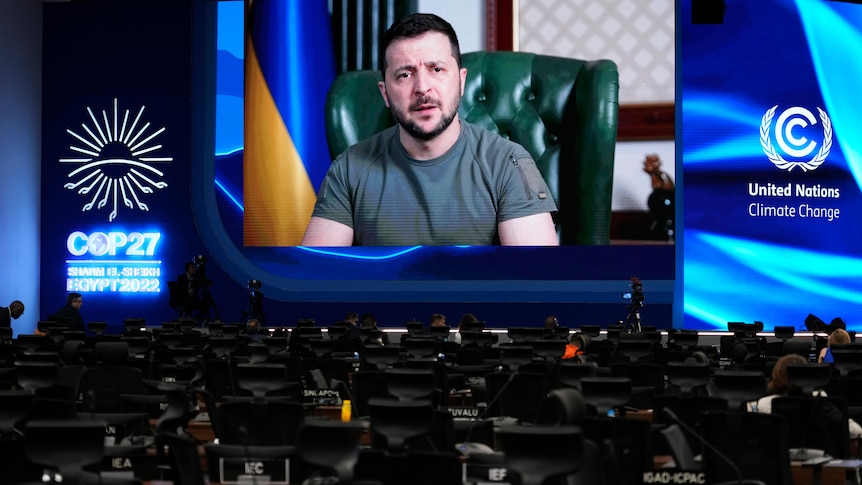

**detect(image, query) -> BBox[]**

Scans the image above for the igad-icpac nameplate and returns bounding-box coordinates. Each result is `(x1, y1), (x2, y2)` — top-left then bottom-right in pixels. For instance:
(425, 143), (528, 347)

(218, 457), (289, 485)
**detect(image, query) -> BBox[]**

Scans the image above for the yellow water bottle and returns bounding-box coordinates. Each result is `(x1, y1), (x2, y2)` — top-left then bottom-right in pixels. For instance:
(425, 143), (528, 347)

(341, 399), (352, 422)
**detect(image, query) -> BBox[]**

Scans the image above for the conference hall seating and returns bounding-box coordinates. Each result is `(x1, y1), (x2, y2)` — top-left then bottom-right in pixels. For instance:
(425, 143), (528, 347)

(3, 320), (862, 484)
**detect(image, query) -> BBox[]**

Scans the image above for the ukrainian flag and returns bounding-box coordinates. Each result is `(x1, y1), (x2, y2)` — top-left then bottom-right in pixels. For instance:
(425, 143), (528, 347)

(244, 0), (335, 246)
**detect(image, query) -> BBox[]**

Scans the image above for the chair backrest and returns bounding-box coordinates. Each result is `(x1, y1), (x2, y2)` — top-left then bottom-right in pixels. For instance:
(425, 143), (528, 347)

(771, 395), (850, 459)
(556, 361), (598, 389)
(78, 365), (144, 413)
(830, 344), (862, 376)
(296, 419), (365, 482)
(786, 362), (832, 394)
(580, 377), (632, 416)
(536, 387), (587, 425)
(23, 419), (107, 481)
(0, 389), (34, 437)
(361, 345), (401, 370)
(384, 368), (436, 401)
(664, 361), (711, 395)
(485, 371), (548, 423)
(653, 395), (730, 455)
(367, 397), (434, 452)
(235, 362), (294, 399)
(13, 361), (59, 391)
(94, 341), (131, 365)
(712, 370), (767, 410)
(401, 337), (439, 359)
(782, 337), (813, 358)
(699, 411), (792, 485)
(581, 416), (652, 485)
(325, 51), (619, 244)
(218, 400), (305, 446)
(496, 424), (583, 485)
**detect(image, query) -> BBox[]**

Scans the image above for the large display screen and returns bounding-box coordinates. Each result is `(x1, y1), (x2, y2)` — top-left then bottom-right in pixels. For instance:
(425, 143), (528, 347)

(198, 0), (676, 325)
(681, 0), (862, 330)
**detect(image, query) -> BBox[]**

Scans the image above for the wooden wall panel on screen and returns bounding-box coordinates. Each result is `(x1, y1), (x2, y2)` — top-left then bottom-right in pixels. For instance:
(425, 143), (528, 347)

(485, 0), (515, 51)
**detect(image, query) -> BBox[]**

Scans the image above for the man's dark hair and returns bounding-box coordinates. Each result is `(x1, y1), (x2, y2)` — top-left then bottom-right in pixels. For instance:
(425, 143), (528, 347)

(185, 262), (195, 272)
(66, 293), (82, 305)
(379, 13), (461, 77)
(360, 313), (377, 328)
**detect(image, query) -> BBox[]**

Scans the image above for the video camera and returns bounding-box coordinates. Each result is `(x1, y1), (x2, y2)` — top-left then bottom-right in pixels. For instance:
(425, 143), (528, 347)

(623, 277), (645, 307)
(247, 279), (263, 299)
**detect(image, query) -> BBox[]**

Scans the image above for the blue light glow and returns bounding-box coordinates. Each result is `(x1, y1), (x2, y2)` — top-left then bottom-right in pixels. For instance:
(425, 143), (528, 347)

(297, 246), (425, 260)
(215, 178), (243, 211)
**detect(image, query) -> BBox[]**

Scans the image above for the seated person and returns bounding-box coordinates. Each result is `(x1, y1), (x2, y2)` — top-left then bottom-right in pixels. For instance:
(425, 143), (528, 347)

(53, 293), (85, 332)
(748, 353), (862, 439)
(429, 313), (447, 328)
(341, 311), (360, 341)
(453, 313), (479, 345)
(245, 318), (265, 343)
(359, 313), (389, 346)
(819, 328), (850, 363)
(562, 333), (587, 360)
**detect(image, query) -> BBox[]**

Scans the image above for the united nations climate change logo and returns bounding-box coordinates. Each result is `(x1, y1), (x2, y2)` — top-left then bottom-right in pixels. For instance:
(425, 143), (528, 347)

(760, 105), (832, 172)
(60, 98), (172, 221)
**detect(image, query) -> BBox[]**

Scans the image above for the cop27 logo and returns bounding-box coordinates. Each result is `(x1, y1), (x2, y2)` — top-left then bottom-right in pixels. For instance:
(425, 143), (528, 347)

(760, 105), (832, 172)
(60, 98), (172, 221)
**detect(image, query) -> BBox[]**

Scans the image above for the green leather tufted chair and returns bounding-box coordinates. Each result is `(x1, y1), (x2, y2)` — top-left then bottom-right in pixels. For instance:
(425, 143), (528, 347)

(324, 51), (619, 245)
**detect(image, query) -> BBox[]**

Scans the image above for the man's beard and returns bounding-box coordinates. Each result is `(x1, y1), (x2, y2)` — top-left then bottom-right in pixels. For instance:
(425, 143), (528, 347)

(390, 95), (460, 142)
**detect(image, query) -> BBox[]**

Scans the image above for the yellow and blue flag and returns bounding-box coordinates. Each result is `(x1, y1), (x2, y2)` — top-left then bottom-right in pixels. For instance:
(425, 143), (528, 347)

(244, 0), (335, 246)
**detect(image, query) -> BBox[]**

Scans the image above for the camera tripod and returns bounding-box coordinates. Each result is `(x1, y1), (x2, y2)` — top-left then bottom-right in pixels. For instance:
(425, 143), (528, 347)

(199, 286), (221, 322)
(622, 302), (643, 333)
(241, 291), (265, 326)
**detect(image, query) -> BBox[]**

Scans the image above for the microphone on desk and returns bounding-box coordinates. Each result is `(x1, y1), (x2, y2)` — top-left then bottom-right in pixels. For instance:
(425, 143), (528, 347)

(457, 368), (517, 457)
(329, 378), (356, 418)
(85, 389), (97, 418)
(238, 425), (258, 485)
(662, 407), (744, 485)
(787, 390), (831, 462)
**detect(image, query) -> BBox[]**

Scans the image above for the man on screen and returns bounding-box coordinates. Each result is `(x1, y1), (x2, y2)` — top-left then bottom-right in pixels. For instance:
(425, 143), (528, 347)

(301, 13), (558, 246)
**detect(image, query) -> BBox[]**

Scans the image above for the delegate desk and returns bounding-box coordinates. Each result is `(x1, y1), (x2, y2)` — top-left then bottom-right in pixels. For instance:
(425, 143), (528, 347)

(153, 403), (862, 485)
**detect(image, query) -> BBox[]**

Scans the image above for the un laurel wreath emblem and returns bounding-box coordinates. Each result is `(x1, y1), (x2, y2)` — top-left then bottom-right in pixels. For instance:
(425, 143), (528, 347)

(760, 105), (832, 172)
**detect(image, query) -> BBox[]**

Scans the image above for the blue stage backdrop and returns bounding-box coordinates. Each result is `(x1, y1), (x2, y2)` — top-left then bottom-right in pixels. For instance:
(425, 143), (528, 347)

(39, 0), (245, 332)
(681, 0), (862, 331)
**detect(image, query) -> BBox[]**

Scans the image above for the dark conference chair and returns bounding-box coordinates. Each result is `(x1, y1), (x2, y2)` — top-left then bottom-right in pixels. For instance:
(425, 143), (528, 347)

(699, 411), (793, 485)
(496, 425), (585, 485)
(325, 51), (619, 244)
(22, 419), (109, 485)
(295, 419), (366, 484)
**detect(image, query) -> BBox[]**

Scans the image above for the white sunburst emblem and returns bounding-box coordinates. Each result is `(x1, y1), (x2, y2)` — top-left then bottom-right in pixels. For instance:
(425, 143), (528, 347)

(760, 105), (832, 172)
(61, 98), (172, 221)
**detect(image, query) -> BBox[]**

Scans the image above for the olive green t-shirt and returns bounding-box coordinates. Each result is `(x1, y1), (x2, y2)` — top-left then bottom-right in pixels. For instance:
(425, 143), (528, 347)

(311, 121), (557, 245)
